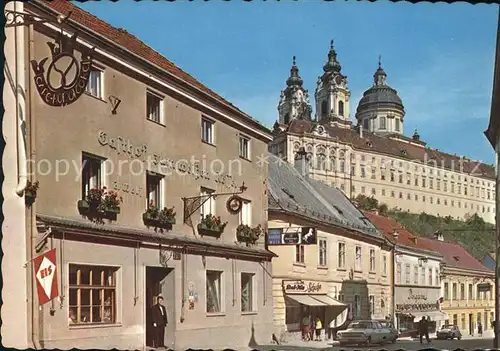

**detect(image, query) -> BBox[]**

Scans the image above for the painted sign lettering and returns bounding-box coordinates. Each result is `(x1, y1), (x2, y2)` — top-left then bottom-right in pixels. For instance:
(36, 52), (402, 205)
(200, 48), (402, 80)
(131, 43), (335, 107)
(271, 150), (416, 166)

(33, 248), (59, 305)
(283, 280), (323, 294)
(30, 32), (94, 107)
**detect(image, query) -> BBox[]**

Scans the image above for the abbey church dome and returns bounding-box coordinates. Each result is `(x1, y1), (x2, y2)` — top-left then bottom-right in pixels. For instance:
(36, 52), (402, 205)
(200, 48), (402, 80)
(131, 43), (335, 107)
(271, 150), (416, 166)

(356, 63), (405, 115)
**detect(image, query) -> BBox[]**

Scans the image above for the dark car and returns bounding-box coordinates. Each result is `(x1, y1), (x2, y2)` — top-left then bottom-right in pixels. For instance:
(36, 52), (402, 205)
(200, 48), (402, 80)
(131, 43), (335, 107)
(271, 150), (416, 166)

(436, 324), (462, 340)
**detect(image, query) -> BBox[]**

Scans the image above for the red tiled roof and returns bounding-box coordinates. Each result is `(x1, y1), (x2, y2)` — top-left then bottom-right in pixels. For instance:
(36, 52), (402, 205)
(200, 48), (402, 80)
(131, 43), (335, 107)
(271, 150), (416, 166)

(33, 0), (270, 134)
(363, 211), (439, 254)
(417, 236), (493, 273)
(280, 119), (495, 179)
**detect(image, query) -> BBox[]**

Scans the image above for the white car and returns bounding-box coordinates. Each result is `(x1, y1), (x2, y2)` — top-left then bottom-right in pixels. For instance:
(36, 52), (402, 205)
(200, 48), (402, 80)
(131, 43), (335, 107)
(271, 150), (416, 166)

(337, 320), (393, 346)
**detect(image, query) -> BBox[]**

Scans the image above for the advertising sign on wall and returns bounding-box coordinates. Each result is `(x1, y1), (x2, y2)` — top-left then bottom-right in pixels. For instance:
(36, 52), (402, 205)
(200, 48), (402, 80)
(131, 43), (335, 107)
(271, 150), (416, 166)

(33, 248), (59, 305)
(267, 227), (317, 245)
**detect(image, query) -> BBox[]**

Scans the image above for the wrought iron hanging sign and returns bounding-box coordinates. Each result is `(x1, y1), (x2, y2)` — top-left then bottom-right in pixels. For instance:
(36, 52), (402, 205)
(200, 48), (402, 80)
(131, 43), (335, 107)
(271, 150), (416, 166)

(30, 31), (94, 107)
(226, 195), (243, 214)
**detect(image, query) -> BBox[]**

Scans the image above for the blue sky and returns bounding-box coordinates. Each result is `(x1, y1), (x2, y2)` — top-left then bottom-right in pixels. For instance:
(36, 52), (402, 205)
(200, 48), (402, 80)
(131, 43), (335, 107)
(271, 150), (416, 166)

(79, 1), (499, 164)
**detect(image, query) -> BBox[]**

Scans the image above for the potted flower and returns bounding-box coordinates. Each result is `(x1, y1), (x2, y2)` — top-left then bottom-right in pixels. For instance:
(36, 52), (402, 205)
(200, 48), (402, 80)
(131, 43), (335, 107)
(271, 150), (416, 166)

(197, 214), (228, 237)
(142, 200), (176, 229)
(25, 180), (39, 206)
(236, 224), (262, 246)
(102, 189), (123, 215)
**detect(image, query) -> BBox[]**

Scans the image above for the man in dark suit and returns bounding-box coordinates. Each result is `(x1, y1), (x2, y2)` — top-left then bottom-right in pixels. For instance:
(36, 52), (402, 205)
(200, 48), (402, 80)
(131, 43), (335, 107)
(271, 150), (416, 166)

(151, 295), (168, 348)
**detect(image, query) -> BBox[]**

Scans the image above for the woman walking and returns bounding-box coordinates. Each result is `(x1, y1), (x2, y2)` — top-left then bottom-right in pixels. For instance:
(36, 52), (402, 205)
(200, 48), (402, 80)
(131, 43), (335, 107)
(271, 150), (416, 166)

(315, 317), (323, 341)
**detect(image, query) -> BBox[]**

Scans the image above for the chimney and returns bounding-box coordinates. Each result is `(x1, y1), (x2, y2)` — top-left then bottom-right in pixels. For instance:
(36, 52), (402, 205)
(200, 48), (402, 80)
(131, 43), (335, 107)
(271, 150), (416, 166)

(434, 231), (444, 241)
(392, 230), (399, 241)
(294, 147), (311, 177)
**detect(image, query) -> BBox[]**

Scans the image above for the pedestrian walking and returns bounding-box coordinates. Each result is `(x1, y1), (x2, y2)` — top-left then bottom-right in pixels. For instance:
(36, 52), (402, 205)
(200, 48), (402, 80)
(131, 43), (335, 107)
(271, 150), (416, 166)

(419, 316), (431, 344)
(478, 321), (483, 337)
(315, 317), (323, 341)
(301, 314), (311, 341)
(309, 316), (315, 341)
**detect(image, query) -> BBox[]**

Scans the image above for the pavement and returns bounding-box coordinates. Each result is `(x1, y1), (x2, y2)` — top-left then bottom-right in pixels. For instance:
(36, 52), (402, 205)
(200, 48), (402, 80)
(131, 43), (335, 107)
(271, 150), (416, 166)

(233, 333), (496, 351)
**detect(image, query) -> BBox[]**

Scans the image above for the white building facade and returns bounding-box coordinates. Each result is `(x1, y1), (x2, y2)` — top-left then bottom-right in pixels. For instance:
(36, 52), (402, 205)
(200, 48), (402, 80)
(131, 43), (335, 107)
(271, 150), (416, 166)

(270, 43), (495, 224)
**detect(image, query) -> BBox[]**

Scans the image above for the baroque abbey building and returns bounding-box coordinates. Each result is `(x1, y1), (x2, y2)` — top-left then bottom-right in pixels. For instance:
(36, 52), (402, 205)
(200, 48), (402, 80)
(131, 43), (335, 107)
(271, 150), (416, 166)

(269, 41), (495, 223)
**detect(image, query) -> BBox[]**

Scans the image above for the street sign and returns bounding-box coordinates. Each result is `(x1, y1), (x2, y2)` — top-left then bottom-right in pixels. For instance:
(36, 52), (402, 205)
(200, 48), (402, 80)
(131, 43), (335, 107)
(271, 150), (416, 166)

(267, 227), (317, 245)
(33, 248), (59, 305)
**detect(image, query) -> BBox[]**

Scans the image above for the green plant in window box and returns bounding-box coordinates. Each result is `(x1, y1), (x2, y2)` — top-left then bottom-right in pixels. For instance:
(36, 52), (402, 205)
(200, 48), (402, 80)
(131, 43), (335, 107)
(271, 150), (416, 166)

(142, 200), (176, 230)
(197, 214), (228, 238)
(24, 180), (40, 207)
(236, 224), (262, 246)
(77, 187), (122, 220)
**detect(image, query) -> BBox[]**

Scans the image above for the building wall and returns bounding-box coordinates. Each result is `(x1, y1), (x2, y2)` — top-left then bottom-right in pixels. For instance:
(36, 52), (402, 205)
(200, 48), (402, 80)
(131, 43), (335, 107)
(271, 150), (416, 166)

(30, 24), (269, 245)
(269, 135), (495, 223)
(25, 10), (273, 350)
(269, 218), (392, 332)
(440, 271), (495, 335)
(1, 1), (30, 348)
(37, 238), (273, 350)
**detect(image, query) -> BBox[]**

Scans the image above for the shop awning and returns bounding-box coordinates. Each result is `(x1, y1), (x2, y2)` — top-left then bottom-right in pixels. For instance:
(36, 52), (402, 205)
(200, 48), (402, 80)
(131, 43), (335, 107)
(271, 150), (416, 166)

(287, 294), (347, 307)
(411, 311), (449, 322)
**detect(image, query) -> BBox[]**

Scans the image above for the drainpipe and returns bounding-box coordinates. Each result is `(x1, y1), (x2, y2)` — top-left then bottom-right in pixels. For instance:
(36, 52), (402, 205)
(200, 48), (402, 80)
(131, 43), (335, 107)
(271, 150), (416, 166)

(180, 248), (186, 323)
(27, 21), (41, 349)
(495, 136), (500, 349)
(14, 0), (27, 196)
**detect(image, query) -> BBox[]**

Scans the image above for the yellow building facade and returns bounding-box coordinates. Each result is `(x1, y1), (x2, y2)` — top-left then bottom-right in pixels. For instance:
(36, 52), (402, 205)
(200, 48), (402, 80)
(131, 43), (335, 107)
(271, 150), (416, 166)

(419, 234), (495, 336)
(267, 153), (393, 341)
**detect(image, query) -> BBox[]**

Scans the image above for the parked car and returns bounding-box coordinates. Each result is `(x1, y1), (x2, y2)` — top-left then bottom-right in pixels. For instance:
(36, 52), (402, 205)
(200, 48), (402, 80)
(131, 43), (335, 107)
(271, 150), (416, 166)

(375, 320), (399, 343)
(436, 324), (462, 340)
(337, 320), (393, 346)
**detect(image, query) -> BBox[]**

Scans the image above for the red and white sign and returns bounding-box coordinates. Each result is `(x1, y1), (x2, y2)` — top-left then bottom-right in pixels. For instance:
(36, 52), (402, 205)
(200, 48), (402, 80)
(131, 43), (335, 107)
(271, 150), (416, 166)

(33, 248), (59, 305)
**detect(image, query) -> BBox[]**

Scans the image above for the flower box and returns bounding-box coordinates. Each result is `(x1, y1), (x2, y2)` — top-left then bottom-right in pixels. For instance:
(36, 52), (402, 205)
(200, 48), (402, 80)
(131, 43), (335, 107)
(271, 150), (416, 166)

(77, 199), (90, 214)
(142, 202), (176, 230)
(197, 223), (224, 237)
(236, 224), (262, 246)
(78, 187), (123, 221)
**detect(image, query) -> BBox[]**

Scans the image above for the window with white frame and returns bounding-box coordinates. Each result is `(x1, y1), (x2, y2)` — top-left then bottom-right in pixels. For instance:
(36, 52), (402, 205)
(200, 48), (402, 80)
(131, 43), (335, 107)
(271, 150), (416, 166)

(369, 249), (376, 272)
(338, 242), (346, 268)
(241, 273), (254, 312)
(81, 153), (105, 199)
(239, 200), (252, 226)
(146, 91), (163, 123)
(382, 255), (387, 276)
(295, 245), (305, 263)
(413, 265), (418, 284)
(428, 268), (433, 287)
(200, 187), (215, 218)
(239, 135), (250, 159)
(318, 239), (327, 266)
(354, 295), (361, 318)
(355, 246), (362, 271)
(85, 69), (103, 99)
(201, 118), (214, 144)
(396, 263), (402, 283)
(421, 266), (425, 285)
(68, 264), (118, 325)
(206, 270), (222, 313)
(405, 264), (411, 284)
(146, 172), (164, 209)
(435, 269), (439, 286)
(369, 295), (375, 316)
